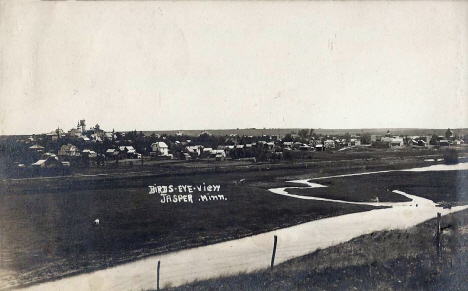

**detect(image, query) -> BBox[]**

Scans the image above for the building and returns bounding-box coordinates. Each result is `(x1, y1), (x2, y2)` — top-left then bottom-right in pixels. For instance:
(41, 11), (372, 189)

(315, 144), (325, 151)
(106, 148), (120, 159)
(45, 131), (57, 141)
(29, 144), (45, 152)
(32, 153), (64, 168)
(68, 128), (82, 137)
(350, 139), (361, 146)
(390, 138), (404, 147)
(215, 151), (226, 161)
(58, 144), (78, 157)
(186, 145), (203, 158)
(324, 140), (335, 149)
(439, 140), (450, 147)
(151, 142), (169, 156)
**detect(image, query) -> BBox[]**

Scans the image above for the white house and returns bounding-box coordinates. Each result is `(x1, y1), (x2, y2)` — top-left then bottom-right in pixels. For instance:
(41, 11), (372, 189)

(350, 139), (361, 146)
(324, 140), (335, 149)
(151, 142), (169, 156)
(58, 144), (78, 157)
(390, 138), (404, 147)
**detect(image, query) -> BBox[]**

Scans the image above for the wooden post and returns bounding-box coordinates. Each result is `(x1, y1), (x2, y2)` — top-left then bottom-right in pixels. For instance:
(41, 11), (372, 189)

(271, 235), (278, 270)
(436, 212), (441, 258)
(157, 260), (160, 290)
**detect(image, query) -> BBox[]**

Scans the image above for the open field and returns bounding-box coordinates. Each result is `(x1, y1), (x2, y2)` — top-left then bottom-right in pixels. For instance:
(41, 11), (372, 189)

(0, 152), (467, 289)
(287, 170), (468, 204)
(166, 209), (468, 291)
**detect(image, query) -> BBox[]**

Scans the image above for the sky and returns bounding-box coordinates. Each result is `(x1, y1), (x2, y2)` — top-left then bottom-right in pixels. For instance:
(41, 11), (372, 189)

(1, 1), (467, 135)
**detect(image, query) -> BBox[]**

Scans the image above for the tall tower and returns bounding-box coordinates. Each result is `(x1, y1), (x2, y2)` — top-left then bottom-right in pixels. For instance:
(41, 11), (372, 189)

(80, 119), (86, 134)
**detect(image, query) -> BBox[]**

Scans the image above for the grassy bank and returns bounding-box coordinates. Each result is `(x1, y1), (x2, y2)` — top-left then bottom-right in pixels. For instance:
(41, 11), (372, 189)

(166, 209), (468, 291)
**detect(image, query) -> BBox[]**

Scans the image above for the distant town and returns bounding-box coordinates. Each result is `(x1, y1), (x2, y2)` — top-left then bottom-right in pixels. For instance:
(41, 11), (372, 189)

(0, 119), (466, 178)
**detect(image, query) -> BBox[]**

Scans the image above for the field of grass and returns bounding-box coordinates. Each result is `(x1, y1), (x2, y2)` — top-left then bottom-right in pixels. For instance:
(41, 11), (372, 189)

(0, 156), (467, 289)
(286, 170), (468, 204)
(166, 209), (468, 291)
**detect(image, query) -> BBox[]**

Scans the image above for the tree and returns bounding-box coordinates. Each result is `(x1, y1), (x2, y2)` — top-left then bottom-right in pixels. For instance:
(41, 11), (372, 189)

(283, 134), (293, 142)
(344, 132), (351, 142)
(298, 129), (309, 140)
(445, 128), (453, 139)
(360, 133), (372, 145)
(308, 129), (314, 140)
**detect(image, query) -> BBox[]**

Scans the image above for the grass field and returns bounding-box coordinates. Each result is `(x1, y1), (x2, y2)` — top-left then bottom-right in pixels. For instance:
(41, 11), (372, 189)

(286, 170), (468, 204)
(0, 155), (467, 289)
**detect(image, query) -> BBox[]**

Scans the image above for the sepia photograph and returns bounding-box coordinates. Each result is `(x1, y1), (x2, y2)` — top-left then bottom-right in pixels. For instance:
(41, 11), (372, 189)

(1, 1), (468, 290)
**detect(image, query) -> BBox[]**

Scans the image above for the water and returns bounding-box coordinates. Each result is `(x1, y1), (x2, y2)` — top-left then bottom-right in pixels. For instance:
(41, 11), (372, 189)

(14, 163), (468, 291)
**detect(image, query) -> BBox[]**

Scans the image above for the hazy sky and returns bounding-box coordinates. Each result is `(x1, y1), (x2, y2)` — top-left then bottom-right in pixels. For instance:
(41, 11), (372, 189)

(1, 1), (467, 135)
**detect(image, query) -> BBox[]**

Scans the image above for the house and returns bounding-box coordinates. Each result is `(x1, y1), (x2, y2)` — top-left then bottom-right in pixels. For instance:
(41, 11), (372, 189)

(324, 140), (335, 149)
(80, 136), (91, 142)
(215, 151), (226, 161)
(68, 128), (82, 138)
(151, 142), (169, 156)
(371, 135), (381, 142)
(390, 138), (404, 147)
(105, 132), (115, 140)
(381, 137), (393, 143)
(82, 149), (97, 158)
(210, 150), (225, 158)
(439, 140), (450, 147)
(299, 144), (311, 151)
(315, 144), (325, 151)
(45, 131), (57, 140)
(32, 153), (65, 168)
(270, 135), (281, 142)
(186, 145), (203, 158)
(265, 142), (275, 150)
(418, 140), (427, 147)
(29, 144), (45, 152)
(58, 144), (78, 157)
(106, 148), (120, 159)
(202, 148), (213, 158)
(350, 139), (361, 146)
(125, 146), (137, 158)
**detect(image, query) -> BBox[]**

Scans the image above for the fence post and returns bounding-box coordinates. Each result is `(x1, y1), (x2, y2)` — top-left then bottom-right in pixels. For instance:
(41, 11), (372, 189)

(436, 212), (441, 258)
(271, 235), (277, 270)
(157, 260), (160, 290)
